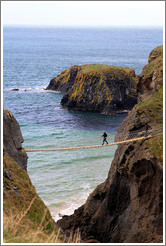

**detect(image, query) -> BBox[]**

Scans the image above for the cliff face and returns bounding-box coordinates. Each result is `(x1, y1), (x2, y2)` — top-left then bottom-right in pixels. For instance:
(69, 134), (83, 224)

(57, 46), (163, 243)
(3, 110), (28, 171)
(137, 45), (163, 98)
(47, 64), (138, 114)
(3, 110), (61, 243)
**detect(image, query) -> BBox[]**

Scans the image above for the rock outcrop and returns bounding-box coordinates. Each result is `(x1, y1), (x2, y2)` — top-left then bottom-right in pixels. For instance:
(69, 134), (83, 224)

(46, 64), (138, 114)
(137, 45), (163, 98)
(3, 110), (28, 171)
(57, 46), (163, 243)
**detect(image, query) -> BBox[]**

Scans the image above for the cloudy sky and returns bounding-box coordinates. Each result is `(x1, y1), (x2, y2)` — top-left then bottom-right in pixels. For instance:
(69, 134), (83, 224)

(2, 1), (164, 27)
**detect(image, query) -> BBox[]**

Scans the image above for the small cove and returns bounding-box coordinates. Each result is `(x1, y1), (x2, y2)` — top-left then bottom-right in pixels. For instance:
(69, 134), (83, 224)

(3, 26), (163, 221)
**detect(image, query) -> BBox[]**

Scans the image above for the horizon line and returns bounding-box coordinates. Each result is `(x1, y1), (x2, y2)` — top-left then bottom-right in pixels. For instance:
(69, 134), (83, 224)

(3, 24), (163, 28)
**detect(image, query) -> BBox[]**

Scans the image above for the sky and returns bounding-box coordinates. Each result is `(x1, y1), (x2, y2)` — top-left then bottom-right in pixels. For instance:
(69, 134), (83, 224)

(1, 1), (165, 27)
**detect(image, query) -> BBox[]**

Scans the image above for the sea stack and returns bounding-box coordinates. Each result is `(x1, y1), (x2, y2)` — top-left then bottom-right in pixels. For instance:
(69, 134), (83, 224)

(46, 64), (138, 114)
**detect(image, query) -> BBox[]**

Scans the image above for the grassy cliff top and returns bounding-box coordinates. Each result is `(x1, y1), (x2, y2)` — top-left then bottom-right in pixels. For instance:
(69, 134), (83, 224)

(143, 45), (163, 79)
(55, 64), (136, 82)
(148, 45), (163, 63)
(144, 56), (163, 79)
(80, 64), (135, 75)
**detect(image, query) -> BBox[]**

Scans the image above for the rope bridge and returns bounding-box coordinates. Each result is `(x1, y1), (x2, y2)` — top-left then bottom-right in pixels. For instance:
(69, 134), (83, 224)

(25, 135), (152, 153)
(25, 127), (163, 152)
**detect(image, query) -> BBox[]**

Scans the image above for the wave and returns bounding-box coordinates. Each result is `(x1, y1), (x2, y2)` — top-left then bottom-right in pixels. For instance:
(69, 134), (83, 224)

(50, 197), (88, 222)
(5, 87), (42, 91)
(4, 87), (61, 93)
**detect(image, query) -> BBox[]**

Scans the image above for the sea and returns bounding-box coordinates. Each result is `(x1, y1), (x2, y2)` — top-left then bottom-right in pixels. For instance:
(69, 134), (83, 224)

(3, 26), (163, 221)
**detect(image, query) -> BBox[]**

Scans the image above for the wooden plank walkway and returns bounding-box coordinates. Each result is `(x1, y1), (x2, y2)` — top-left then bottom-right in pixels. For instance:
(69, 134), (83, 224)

(25, 135), (151, 152)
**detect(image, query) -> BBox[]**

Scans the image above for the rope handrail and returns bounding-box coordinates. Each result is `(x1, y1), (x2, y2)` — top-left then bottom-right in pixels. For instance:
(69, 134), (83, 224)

(115, 128), (162, 142)
(25, 135), (152, 152)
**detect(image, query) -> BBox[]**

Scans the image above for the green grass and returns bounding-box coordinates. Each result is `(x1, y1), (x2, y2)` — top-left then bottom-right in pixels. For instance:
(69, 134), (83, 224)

(3, 210), (81, 243)
(3, 211), (64, 243)
(146, 134), (163, 163)
(3, 152), (82, 243)
(148, 45), (163, 63)
(144, 56), (163, 79)
(137, 85), (163, 124)
(3, 152), (63, 242)
(81, 64), (135, 75)
(143, 45), (163, 79)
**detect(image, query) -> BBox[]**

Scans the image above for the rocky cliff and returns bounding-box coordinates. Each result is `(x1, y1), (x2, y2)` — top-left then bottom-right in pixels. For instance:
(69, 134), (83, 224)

(57, 46), (163, 243)
(46, 64), (138, 114)
(3, 110), (28, 171)
(137, 45), (163, 98)
(3, 110), (62, 243)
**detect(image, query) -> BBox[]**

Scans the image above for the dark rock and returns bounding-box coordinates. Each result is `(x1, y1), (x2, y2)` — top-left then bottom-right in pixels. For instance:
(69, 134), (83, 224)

(46, 66), (80, 93)
(3, 110), (28, 171)
(11, 88), (19, 91)
(13, 186), (20, 195)
(3, 168), (12, 180)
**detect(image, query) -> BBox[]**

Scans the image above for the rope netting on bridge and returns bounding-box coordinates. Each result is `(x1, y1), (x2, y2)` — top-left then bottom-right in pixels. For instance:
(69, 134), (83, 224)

(25, 127), (162, 152)
(115, 127), (163, 142)
(115, 129), (149, 142)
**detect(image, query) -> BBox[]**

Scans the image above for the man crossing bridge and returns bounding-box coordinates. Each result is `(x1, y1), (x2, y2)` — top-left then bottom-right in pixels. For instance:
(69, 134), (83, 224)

(102, 131), (108, 145)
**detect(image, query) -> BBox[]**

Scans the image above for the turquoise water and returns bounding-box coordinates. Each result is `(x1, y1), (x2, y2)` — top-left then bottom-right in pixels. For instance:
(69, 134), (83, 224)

(3, 26), (163, 220)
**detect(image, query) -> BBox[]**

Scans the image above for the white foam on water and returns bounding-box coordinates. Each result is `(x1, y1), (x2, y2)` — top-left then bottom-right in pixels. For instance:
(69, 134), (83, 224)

(51, 197), (87, 222)
(6, 87), (44, 92)
(6, 87), (62, 93)
(48, 183), (93, 222)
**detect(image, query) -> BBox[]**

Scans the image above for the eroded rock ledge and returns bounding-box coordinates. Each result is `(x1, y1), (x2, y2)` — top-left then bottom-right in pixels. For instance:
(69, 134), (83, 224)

(46, 64), (138, 114)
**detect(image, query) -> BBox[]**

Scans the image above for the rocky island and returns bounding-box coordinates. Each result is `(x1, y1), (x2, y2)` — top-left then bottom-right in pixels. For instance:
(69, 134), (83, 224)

(46, 64), (138, 114)
(57, 45), (163, 243)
